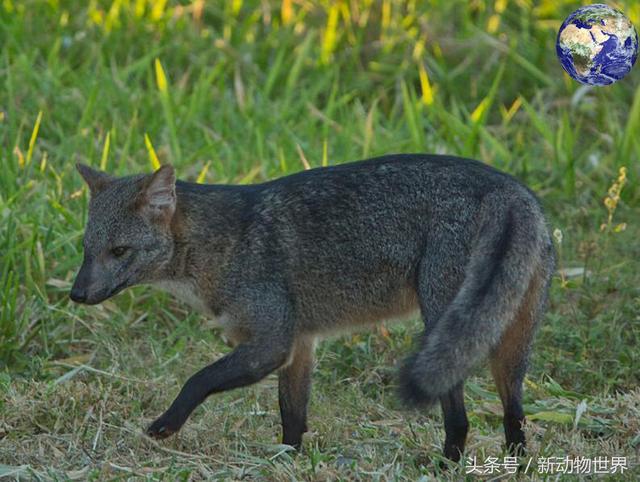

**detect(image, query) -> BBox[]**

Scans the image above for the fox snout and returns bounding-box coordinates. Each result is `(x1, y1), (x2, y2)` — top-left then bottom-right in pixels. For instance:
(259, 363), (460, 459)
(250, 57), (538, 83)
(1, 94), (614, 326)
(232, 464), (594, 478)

(70, 259), (93, 304)
(70, 255), (134, 305)
(69, 285), (87, 303)
(69, 258), (110, 305)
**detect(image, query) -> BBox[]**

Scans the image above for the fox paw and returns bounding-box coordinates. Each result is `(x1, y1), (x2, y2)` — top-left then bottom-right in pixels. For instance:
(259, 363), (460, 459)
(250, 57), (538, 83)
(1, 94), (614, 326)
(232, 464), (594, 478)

(146, 414), (182, 439)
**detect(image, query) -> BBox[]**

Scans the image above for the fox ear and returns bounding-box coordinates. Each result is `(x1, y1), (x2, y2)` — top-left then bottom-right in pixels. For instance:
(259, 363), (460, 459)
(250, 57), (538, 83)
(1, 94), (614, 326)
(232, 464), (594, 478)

(139, 165), (176, 222)
(76, 163), (114, 194)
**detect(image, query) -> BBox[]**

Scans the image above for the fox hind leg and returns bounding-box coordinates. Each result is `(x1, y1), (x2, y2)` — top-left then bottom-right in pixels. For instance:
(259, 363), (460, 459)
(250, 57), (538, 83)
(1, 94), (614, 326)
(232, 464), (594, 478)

(278, 336), (315, 449)
(489, 336), (529, 456)
(414, 244), (469, 460)
(440, 382), (469, 462)
(489, 264), (549, 456)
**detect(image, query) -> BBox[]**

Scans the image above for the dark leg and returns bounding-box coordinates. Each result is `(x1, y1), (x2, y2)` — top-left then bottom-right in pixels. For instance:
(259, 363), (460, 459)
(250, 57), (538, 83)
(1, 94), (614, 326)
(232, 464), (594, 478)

(490, 354), (527, 456)
(503, 393), (526, 456)
(147, 338), (292, 438)
(278, 336), (315, 449)
(440, 382), (469, 462)
(489, 267), (546, 456)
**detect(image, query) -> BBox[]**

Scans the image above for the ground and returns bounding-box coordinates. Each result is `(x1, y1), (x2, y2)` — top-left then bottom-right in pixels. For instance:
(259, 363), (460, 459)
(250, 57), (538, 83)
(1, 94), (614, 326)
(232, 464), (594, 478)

(0, 1), (639, 479)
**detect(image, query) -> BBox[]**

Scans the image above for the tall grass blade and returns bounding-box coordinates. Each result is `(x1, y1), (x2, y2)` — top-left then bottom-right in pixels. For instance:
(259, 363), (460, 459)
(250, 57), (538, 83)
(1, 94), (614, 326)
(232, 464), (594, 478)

(144, 133), (161, 170)
(418, 63), (434, 106)
(154, 58), (168, 95)
(321, 4), (340, 65)
(470, 62), (505, 124)
(154, 58), (181, 161)
(151, 0), (167, 22)
(26, 110), (43, 166)
(281, 0), (293, 26)
(322, 139), (328, 167)
(286, 32), (315, 95)
(197, 162), (211, 184)
(401, 81), (423, 151)
(99, 132), (111, 171)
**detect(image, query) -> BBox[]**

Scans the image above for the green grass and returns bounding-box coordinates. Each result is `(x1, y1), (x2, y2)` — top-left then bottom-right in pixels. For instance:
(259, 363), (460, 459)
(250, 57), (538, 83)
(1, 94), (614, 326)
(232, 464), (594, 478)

(1, 0), (639, 479)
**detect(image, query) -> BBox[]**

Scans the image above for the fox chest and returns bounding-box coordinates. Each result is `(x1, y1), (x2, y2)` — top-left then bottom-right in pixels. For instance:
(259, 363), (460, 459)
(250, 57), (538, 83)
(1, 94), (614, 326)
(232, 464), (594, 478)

(153, 280), (245, 345)
(154, 280), (216, 318)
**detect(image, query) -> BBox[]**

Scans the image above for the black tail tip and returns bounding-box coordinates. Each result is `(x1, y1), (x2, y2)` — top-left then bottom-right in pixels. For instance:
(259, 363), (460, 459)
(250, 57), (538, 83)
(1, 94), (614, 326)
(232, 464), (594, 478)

(398, 355), (439, 408)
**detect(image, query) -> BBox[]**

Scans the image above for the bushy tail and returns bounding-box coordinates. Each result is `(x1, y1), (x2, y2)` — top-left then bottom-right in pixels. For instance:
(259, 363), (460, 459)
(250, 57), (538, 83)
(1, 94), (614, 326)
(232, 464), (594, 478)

(400, 193), (549, 406)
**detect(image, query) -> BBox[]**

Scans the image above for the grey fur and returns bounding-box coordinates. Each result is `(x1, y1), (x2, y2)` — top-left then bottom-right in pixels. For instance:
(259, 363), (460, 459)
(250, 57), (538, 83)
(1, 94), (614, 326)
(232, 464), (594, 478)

(70, 154), (555, 460)
(400, 188), (552, 405)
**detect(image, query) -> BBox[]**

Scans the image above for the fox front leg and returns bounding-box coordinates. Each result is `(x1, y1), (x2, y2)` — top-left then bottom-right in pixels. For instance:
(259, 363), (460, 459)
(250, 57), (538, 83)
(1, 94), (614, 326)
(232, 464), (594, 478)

(278, 336), (315, 449)
(147, 340), (292, 438)
(146, 309), (294, 439)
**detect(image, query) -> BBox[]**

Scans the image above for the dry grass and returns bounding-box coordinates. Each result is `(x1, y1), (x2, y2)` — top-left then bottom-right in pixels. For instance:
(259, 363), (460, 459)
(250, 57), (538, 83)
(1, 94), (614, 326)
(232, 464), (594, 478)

(1, 327), (639, 480)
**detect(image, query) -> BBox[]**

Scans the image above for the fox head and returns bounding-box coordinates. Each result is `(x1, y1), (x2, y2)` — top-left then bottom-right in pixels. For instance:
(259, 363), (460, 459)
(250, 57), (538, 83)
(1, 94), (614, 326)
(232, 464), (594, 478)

(70, 164), (177, 305)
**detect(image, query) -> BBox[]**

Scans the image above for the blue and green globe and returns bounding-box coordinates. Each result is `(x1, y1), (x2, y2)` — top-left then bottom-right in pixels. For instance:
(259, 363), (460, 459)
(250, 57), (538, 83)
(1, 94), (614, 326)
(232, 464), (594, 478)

(556, 4), (638, 86)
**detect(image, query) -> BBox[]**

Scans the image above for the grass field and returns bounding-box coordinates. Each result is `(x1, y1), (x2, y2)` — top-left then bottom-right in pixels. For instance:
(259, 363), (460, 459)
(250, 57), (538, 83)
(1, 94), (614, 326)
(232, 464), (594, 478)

(1, 0), (639, 479)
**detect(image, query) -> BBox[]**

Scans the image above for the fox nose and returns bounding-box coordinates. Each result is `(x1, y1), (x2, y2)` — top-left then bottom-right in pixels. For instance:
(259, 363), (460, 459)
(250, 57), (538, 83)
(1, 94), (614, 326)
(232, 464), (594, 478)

(69, 287), (87, 303)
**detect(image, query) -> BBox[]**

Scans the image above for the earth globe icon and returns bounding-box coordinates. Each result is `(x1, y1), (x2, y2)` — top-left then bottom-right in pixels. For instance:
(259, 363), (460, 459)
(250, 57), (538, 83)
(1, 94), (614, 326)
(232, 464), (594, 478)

(556, 4), (638, 86)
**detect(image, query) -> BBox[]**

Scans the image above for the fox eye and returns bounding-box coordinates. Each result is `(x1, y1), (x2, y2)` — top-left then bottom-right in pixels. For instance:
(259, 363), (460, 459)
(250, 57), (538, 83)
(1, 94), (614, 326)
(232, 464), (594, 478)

(111, 246), (129, 257)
